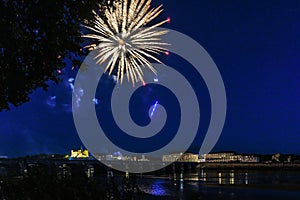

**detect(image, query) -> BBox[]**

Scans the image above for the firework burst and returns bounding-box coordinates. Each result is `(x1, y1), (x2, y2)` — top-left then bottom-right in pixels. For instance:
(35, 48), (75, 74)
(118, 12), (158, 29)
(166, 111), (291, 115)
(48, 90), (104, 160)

(82, 0), (170, 85)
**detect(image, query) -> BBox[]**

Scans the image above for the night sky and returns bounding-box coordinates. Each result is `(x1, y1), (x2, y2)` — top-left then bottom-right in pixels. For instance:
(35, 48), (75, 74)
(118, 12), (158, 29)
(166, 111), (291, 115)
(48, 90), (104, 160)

(1, 0), (300, 157)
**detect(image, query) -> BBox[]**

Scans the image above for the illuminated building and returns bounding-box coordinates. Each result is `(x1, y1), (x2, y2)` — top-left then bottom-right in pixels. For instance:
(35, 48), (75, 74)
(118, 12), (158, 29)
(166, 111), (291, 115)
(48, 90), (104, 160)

(138, 155), (150, 162)
(241, 155), (260, 163)
(65, 148), (89, 159)
(200, 152), (259, 163)
(162, 153), (200, 163)
(105, 151), (123, 161)
(202, 152), (235, 163)
(272, 153), (281, 162)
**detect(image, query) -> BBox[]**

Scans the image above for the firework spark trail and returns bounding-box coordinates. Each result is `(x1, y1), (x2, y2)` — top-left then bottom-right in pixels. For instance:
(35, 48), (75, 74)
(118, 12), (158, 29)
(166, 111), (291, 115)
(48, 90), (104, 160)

(150, 100), (159, 118)
(82, 0), (169, 85)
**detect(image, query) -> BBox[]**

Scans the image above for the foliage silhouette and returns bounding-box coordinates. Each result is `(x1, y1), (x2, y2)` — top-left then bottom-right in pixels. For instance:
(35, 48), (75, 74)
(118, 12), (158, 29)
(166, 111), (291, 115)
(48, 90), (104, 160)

(0, 0), (117, 111)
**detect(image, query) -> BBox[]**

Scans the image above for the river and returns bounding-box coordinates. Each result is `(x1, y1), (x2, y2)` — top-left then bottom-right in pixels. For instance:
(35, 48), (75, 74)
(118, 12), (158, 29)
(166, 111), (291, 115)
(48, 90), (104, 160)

(130, 169), (300, 199)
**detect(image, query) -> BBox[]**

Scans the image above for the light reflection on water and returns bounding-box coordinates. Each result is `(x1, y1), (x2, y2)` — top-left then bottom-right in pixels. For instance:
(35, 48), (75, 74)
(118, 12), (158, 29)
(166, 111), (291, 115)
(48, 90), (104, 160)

(145, 180), (168, 196)
(136, 170), (300, 199)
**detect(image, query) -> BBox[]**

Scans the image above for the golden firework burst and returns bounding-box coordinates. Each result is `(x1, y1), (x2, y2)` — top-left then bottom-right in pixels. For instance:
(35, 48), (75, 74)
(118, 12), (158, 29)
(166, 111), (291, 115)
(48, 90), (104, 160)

(82, 0), (170, 85)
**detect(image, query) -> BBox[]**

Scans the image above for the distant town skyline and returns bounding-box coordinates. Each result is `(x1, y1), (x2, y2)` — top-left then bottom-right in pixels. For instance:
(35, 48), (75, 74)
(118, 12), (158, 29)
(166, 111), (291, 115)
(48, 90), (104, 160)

(1, 0), (300, 157)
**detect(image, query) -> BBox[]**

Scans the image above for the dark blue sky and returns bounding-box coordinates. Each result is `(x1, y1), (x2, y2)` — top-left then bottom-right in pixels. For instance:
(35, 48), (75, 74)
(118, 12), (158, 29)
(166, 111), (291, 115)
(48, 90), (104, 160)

(1, 0), (300, 157)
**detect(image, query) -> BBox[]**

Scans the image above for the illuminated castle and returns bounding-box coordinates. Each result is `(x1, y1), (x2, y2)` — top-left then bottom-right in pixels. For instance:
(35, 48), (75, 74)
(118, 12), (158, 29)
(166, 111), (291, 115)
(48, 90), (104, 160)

(65, 147), (89, 159)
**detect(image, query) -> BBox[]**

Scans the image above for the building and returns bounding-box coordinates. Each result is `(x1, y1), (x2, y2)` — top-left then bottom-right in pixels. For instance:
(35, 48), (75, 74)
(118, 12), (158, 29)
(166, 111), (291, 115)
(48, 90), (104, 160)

(201, 152), (236, 163)
(200, 152), (259, 163)
(272, 153), (281, 162)
(65, 148), (89, 159)
(162, 153), (183, 162)
(105, 151), (123, 161)
(93, 153), (105, 161)
(240, 155), (260, 163)
(138, 155), (149, 162)
(162, 153), (199, 163)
